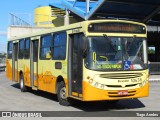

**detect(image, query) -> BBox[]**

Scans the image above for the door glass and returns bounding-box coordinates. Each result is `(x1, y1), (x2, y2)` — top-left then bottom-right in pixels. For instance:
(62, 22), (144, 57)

(33, 41), (38, 62)
(71, 34), (83, 94)
(14, 44), (18, 61)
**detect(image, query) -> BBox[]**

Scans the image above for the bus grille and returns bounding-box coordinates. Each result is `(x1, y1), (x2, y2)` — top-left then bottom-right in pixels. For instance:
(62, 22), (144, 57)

(100, 73), (143, 79)
(106, 84), (137, 88)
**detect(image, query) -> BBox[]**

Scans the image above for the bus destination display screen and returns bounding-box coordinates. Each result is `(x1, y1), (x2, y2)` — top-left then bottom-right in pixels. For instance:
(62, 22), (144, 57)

(88, 22), (146, 34)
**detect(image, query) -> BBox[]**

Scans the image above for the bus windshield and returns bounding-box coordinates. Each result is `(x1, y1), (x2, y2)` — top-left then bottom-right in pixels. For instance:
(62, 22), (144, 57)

(85, 36), (148, 71)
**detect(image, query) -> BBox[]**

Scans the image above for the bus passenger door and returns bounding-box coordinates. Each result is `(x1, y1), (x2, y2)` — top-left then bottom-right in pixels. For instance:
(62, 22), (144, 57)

(30, 39), (39, 89)
(12, 42), (18, 82)
(69, 33), (83, 97)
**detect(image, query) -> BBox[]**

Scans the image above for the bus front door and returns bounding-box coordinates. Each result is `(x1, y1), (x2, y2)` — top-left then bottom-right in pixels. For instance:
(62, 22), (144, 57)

(31, 40), (39, 89)
(69, 33), (83, 98)
(12, 42), (18, 82)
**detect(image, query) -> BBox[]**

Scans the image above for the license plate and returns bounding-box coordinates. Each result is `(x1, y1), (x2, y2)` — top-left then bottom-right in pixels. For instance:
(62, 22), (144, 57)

(118, 90), (128, 96)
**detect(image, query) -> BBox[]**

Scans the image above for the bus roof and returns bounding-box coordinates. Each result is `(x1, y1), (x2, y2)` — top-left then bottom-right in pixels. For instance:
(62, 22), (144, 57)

(8, 19), (146, 41)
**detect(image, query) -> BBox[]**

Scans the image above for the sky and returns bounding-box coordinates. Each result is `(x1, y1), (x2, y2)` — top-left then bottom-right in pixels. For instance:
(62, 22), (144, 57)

(0, 0), (61, 52)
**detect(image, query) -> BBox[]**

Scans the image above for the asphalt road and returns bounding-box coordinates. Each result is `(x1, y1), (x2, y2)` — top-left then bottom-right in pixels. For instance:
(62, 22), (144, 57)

(0, 71), (160, 120)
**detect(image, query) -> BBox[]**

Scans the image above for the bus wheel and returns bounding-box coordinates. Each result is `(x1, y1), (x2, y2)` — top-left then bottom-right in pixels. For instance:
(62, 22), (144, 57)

(57, 81), (70, 106)
(20, 74), (27, 92)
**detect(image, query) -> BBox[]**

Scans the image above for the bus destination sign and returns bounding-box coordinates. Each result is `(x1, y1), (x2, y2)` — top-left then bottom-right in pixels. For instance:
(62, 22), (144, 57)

(88, 22), (146, 34)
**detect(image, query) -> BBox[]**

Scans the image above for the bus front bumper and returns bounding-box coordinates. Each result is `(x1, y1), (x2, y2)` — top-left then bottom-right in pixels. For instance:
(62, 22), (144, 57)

(82, 81), (149, 101)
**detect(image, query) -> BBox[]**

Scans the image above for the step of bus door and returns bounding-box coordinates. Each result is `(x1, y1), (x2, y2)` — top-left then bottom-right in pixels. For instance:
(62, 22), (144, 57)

(32, 86), (38, 91)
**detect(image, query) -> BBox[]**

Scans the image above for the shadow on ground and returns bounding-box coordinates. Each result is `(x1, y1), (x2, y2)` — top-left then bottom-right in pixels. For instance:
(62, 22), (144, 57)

(11, 83), (145, 111)
(71, 99), (145, 111)
(11, 83), (58, 102)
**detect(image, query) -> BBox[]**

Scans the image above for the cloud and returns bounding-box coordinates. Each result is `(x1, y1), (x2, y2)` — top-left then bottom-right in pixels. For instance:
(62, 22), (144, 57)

(0, 31), (7, 36)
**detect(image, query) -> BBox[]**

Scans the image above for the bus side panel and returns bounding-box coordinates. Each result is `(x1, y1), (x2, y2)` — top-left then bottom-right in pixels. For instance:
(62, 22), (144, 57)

(46, 61), (68, 94)
(38, 72), (58, 94)
(6, 59), (12, 80)
(37, 60), (68, 94)
(38, 60), (50, 92)
(23, 60), (31, 87)
(46, 76), (57, 93)
(14, 61), (19, 82)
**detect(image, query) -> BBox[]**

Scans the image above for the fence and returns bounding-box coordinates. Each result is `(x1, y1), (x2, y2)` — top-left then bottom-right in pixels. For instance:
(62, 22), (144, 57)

(9, 13), (31, 26)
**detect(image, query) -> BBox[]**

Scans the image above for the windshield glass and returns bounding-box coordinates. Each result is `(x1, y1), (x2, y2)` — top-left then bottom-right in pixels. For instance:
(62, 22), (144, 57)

(85, 36), (148, 71)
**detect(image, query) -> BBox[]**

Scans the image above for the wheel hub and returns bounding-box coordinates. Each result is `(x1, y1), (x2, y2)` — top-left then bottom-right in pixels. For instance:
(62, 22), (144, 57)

(20, 78), (23, 89)
(60, 87), (67, 99)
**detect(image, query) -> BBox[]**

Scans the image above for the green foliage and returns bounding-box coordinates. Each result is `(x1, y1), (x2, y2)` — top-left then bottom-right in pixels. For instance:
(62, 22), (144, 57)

(148, 48), (155, 54)
(0, 53), (6, 58)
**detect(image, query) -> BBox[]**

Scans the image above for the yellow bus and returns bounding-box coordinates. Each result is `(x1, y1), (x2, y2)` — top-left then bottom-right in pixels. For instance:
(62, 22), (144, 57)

(6, 20), (149, 106)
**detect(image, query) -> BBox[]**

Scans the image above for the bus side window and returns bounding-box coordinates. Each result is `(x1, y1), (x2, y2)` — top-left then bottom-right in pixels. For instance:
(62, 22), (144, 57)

(19, 39), (25, 59)
(53, 32), (67, 60)
(40, 34), (52, 60)
(24, 38), (30, 59)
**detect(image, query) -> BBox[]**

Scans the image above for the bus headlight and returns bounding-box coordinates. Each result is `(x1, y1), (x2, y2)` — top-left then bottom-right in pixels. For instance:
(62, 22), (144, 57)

(100, 84), (104, 89)
(94, 82), (98, 87)
(89, 79), (93, 84)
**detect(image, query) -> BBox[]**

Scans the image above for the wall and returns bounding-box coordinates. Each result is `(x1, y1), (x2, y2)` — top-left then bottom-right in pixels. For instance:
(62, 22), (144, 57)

(8, 26), (52, 39)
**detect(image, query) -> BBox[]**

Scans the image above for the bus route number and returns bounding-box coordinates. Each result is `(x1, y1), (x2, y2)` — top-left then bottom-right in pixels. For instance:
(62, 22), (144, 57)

(131, 78), (142, 83)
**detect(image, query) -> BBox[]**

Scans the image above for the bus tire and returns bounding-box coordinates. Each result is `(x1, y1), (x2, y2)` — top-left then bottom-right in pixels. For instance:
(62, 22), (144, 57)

(20, 74), (27, 92)
(57, 81), (70, 106)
